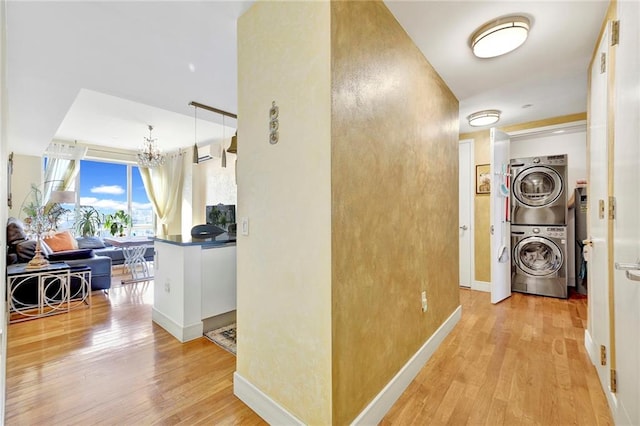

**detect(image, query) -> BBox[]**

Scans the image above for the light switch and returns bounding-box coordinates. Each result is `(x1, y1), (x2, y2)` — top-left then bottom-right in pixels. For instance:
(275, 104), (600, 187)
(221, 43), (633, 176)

(241, 217), (249, 236)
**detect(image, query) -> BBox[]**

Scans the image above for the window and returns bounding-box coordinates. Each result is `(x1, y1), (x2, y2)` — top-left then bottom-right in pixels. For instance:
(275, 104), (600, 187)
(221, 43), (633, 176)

(131, 166), (154, 236)
(57, 160), (154, 236)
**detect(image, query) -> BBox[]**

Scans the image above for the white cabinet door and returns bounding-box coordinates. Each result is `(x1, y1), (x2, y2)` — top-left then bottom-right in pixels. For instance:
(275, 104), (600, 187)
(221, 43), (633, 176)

(459, 140), (473, 288)
(612, 3), (640, 424)
(588, 24), (611, 395)
(490, 128), (511, 304)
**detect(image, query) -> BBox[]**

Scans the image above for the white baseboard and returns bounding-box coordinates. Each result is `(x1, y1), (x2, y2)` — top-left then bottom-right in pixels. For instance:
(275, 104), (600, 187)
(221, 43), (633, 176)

(471, 281), (491, 293)
(234, 307), (462, 425)
(351, 305), (462, 425)
(152, 308), (203, 342)
(584, 330), (633, 425)
(584, 329), (597, 366)
(234, 372), (304, 425)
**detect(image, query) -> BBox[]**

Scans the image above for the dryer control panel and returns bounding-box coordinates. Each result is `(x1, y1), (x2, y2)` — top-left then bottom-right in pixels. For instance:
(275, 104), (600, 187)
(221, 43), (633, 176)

(545, 226), (567, 238)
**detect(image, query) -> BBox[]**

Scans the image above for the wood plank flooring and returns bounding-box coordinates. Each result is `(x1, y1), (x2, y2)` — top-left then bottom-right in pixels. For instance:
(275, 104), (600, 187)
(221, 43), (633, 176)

(6, 271), (613, 425)
(5, 269), (266, 425)
(381, 289), (613, 426)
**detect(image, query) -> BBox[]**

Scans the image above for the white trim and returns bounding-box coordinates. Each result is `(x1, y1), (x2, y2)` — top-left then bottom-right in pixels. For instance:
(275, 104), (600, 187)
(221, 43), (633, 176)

(459, 138), (475, 289)
(151, 308), (203, 342)
(351, 305), (462, 425)
(471, 280), (491, 293)
(507, 120), (587, 141)
(233, 372), (305, 426)
(614, 394), (632, 426)
(233, 307), (462, 425)
(584, 330), (631, 425)
(584, 329), (597, 366)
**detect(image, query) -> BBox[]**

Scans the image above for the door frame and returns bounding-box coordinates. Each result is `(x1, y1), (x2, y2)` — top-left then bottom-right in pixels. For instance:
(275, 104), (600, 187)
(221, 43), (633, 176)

(459, 138), (475, 289)
(585, 12), (616, 412)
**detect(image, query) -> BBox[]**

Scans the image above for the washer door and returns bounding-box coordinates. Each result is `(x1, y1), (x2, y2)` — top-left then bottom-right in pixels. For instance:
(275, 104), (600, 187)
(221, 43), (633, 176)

(513, 166), (563, 207)
(513, 236), (563, 277)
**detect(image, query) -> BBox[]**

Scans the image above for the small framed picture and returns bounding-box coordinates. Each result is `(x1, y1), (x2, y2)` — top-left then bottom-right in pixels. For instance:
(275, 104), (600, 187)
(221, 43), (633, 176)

(476, 164), (491, 194)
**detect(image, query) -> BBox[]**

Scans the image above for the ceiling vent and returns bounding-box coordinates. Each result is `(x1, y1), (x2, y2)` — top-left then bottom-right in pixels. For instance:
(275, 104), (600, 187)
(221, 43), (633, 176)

(45, 141), (88, 160)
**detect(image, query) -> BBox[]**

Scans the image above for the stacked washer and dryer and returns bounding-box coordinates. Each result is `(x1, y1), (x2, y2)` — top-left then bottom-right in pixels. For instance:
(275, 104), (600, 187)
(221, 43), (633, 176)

(510, 155), (569, 298)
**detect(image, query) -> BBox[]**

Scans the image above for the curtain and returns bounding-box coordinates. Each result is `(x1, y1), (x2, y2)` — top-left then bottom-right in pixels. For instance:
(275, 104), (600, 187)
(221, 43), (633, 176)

(43, 158), (80, 203)
(139, 151), (185, 235)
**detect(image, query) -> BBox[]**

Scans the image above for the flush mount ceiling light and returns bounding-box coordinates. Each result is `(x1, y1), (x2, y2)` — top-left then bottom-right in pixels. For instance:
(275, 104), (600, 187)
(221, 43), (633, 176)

(471, 16), (530, 58)
(467, 110), (501, 127)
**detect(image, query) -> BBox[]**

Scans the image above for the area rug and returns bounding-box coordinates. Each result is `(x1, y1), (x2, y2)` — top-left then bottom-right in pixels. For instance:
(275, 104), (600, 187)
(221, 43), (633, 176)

(204, 323), (236, 355)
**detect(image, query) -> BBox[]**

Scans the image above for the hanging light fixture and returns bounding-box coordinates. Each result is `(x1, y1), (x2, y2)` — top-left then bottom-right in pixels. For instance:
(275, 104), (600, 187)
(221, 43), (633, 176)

(227, 131), (237, 154)
(467, 109), (501, 127)
(193, 106), (199, 164)
(137, 125), (165, 168)
(188, 101), (238, 162)
(221, 114), (227, 168)
(470, 16), (530, 58)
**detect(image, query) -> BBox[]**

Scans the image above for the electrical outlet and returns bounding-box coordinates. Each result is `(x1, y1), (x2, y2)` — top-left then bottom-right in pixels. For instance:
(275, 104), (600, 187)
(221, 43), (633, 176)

(421, 291), (428, 312)
(164, 279), (171, 293)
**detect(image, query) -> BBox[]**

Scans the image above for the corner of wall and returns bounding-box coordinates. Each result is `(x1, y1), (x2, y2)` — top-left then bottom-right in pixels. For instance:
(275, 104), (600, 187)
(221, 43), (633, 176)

(236, 2), (333, 424)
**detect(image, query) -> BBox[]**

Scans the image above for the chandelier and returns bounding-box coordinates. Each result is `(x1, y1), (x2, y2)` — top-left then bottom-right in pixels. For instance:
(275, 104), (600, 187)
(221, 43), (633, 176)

(137, 125), (165, 168)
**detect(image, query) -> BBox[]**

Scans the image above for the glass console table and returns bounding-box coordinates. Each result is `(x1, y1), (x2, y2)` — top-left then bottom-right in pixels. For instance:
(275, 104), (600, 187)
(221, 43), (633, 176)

(7, 263), (91, 323)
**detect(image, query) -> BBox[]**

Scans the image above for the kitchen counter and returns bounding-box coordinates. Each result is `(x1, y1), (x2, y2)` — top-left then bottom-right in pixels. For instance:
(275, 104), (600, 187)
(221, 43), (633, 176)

(152, 236), (236, 342)
(154, 233), (236, 247)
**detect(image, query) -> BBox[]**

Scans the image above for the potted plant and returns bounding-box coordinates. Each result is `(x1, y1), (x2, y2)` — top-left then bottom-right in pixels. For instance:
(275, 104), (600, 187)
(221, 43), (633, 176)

(104, 210), (132, 237)
(74, 206), (103, 237)
(22, 184), (69, 231)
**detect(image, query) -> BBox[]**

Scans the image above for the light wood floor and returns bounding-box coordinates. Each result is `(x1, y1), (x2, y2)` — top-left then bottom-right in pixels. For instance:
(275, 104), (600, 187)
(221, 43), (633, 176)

(382, 289), (613, 426)
(6, 272), (613, 425)
(5, 269), (266, 425)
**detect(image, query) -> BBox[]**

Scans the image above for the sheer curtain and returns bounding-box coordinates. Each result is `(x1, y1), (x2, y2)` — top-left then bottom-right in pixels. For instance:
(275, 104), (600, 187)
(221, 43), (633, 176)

(139, 151), (185, 235)
(43, 158), (80, 203)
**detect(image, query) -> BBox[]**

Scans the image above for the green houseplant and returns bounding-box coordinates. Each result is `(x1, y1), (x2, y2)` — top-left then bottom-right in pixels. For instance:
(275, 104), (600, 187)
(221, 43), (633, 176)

(104, 210), (132, 237)
(74, 206), (103, 237)
(21, 184), (69, 230)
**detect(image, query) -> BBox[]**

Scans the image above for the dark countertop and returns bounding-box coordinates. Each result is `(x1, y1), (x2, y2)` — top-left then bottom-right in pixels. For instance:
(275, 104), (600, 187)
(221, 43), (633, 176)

(153, 233), (237, 248)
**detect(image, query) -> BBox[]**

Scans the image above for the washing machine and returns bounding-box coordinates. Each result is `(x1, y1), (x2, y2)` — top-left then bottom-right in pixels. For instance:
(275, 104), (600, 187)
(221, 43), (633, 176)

(510, 154), (568, 225)
(511, 224), (568, 298)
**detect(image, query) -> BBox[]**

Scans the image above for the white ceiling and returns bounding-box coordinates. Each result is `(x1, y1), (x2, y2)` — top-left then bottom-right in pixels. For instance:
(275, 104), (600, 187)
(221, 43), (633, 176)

(5, 1), (608, 156)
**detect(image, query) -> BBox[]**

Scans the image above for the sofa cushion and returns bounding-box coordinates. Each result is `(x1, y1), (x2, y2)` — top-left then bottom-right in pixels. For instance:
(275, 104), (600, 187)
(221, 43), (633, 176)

(44, 230), (79, 252)
(48, 248), (94, 261)
(7, 217), (27, 244)
(76, 236), (107, 249)
(14, 239), (53, 262)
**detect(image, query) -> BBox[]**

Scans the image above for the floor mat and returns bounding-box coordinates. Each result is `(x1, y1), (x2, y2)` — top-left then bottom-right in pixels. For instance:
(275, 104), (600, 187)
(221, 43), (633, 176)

(204, 323), (236, 355)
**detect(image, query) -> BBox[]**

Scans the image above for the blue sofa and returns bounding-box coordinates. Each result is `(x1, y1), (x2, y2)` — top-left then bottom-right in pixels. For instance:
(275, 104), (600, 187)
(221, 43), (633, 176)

(76, 237), (154, 265)
(6, 218), (112, 291)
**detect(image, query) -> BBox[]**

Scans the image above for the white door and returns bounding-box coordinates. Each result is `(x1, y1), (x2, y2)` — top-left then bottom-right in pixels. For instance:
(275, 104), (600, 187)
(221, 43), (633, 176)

(490, 128), (511, 303)
(588, 25), (611, 394)
(611, 3), (640, 424)
(459, 140), (472, 288)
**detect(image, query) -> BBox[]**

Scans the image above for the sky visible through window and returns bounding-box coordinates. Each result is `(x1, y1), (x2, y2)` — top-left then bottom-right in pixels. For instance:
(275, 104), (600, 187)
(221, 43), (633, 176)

(78, 160), (153, 233)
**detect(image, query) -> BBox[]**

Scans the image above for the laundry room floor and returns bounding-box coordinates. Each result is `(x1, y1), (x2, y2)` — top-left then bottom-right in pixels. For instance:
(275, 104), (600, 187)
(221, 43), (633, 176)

(382, 289), (612, 425)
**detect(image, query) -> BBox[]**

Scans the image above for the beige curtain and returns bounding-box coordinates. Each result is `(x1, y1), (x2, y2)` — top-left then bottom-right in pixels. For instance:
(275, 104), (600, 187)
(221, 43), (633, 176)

(139, 151), (185, 235)
(43, 158), (80, 203)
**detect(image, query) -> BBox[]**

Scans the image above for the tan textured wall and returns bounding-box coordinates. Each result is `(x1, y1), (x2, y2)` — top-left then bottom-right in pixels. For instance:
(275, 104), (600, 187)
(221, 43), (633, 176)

(237, 2), (333, 424)
(8, 154), (42, 219)
(331, 2), (460, 424)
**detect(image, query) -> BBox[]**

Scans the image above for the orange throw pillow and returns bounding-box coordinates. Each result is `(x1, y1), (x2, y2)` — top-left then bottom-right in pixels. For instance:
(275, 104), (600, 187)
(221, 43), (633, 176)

(44, 230), (79, 252)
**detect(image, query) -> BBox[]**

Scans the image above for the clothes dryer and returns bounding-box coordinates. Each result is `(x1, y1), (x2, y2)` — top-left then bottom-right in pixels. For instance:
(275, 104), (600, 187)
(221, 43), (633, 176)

(511, 224), (568, 298)
(510, 154), (568, 225)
